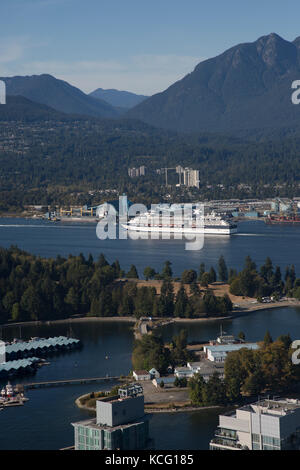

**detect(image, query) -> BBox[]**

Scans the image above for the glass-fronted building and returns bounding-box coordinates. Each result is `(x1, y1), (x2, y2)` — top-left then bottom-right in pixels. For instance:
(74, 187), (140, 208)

(72, 384), (150, 450)
(73, 419), (149, 450)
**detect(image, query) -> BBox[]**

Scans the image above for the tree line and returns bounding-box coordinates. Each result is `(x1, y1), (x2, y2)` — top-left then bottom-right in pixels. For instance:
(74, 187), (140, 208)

(0, 247), (232, 324)
(1, 246), (298, 325)
(229, 255), (300, 299)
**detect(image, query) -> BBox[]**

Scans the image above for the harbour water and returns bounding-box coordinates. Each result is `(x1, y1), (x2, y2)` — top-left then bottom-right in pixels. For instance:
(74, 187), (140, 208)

(1, 217), (300, 275)
(1, 217), (300, 449)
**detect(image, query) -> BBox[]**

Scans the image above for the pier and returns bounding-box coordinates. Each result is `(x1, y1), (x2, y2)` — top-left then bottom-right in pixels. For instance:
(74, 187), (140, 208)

(20, 376), (121, 390)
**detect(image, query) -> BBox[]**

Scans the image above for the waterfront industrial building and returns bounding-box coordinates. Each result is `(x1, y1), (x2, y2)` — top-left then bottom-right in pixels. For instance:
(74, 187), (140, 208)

(203, 342), (259, 363)
(72, 384), (151, 450)
(175, 337), (259, 381)
(210, 398), (300, 450)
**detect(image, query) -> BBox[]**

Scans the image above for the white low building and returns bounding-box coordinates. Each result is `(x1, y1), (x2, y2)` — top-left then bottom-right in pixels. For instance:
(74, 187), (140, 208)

(187, 361), (224, 382)
(152, 377), (175, 388)
(132, 370), (150, 381)
(174, 367), (194, 378)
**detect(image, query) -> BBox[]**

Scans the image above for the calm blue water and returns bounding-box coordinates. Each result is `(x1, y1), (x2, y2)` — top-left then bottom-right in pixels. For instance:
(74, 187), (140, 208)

(1, 218), (300, 450)
(1, 217), (300, 275)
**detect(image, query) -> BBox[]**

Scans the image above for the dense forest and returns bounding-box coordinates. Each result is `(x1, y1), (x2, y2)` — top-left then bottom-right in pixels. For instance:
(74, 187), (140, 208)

(1, 114), (300, 212)
(229, 255), (300, 299)
(0, 246), (299, 325)
(0, 246), (233, 324)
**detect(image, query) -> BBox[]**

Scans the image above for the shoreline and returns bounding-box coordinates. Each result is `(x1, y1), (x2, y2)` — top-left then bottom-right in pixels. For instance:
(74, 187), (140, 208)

(1, 300), (300, 330)
(75, 391), (221, 415)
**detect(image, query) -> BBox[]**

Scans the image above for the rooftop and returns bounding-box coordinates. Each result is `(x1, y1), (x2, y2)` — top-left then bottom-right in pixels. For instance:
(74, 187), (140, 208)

(0, 357), (40, 372)
(242, 399), (300, 416)
(5, 336), (80, 354)
(206, 343), (259, 353)
(72, 417), (146, 431)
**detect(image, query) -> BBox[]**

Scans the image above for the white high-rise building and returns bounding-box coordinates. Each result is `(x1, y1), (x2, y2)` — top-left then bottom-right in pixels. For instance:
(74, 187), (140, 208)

(181, 168), (200, 189)
(210, 398), (300, 450)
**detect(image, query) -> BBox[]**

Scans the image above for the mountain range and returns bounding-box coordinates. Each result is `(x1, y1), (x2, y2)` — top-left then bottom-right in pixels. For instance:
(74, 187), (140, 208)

(3, 33), (300, 136)
(127, 33), (300, 134)
(89, 88), (148, 109)
(0, 95), (68, 122)
(0, 74), (118, 118)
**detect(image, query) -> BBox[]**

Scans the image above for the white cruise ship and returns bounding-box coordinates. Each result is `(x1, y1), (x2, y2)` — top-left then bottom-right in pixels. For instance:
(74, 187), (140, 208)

(122, 206), (238, 235)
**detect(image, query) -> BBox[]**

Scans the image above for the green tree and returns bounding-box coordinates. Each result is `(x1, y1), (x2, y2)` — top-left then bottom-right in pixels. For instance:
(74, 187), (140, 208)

(181, 269), (197, 284)
(174, 286), (189, 318)
(65, 287), (80, 313)
(127, 265), (139, 279)
(200, 272), (210, 287)
(263, 330), (273, 346)
(209, 267), (217, 283)
(11, 302), (21, 322)
(143, 266), (156, 281)
(218, 255), (228, 282)
(162, 261), (172, 279)
(198, 263), (205, 282)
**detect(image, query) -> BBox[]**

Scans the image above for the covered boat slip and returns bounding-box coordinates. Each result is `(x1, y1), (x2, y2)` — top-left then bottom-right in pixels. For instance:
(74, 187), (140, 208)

(5, 336), (81, 361)
(0, 357), (40, 379)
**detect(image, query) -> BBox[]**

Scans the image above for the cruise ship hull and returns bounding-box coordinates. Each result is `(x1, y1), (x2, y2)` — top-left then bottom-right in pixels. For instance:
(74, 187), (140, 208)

(122, 224), (238, 235)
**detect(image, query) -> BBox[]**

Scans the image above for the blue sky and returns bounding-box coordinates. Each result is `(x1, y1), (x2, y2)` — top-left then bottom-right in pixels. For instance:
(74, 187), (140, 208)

(1, 0), (300, 94)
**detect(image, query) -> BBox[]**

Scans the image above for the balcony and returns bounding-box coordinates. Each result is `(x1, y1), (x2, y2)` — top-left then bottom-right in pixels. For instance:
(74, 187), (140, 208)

(210, 437), (243, 450)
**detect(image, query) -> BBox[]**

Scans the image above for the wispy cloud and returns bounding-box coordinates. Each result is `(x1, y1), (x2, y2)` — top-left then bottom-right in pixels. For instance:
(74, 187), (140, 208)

(0, 34), (204, 94)
(6, 54), (204, 94)
(0, 39), (26, 64)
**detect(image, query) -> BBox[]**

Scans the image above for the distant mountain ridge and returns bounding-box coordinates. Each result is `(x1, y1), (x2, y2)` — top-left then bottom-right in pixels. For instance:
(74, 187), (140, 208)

(0, 74), (119, 118)
(89, 88), (148, 109)
(0, 95), (68, 122)
(127, 33), (300, 134)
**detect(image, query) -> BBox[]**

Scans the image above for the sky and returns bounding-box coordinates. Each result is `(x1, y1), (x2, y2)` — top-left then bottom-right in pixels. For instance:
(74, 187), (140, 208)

(1, 0), (300, 95)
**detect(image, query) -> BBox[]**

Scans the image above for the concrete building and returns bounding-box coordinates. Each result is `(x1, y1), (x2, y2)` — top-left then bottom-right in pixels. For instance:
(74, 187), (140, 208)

(139, 165), (146, 176)
(128, 166), (146, 178)
(182, 168), (200, 189)
(210, 398), (300, 450)
(175, 167), (199, 188)
(72, 384), (150, 450)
